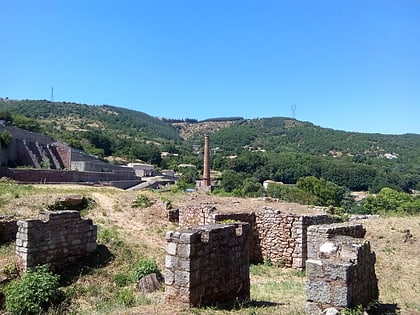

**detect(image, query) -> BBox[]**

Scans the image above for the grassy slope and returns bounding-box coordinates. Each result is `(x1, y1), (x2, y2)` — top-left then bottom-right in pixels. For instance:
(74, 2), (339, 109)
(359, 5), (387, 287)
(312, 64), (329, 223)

(0, 184), (419, 314)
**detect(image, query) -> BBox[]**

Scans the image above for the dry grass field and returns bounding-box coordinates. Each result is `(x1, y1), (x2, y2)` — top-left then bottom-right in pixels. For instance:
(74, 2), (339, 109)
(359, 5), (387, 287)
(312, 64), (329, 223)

(0, 183), (419, 315)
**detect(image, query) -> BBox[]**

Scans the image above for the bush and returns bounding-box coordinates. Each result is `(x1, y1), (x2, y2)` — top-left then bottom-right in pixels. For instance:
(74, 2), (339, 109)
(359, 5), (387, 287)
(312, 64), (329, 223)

(132, 259), (161, 281)
(132, 194), (154, 208)
(3, 265), (61, 315)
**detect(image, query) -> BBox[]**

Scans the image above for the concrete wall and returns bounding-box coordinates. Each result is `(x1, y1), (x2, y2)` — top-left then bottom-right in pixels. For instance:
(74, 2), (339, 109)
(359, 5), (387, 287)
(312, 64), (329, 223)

(16, 210), (97, 272)
(0, 167), (137, 184)
(306, 235), (378, 313)
(165, 223), (250, 306)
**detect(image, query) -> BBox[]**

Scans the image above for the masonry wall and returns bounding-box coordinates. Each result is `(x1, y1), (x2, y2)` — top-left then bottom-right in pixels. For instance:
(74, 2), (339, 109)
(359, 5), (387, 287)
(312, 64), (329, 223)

(16, 210), (97, 272)
(255, 208), (334, 269)
(0, 215), (18, 244)
(306, 235), (378, 313)
(165, 223), (250, 306)
(178, 205), (217, 227)
(213, 208), (334, 268)
(215, 212), (261, 263)
(307, 223), (366, 260)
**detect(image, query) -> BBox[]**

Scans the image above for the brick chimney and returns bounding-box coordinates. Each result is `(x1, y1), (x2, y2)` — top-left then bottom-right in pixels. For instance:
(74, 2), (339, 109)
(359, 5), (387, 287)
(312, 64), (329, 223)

(202, 134), (211, 186)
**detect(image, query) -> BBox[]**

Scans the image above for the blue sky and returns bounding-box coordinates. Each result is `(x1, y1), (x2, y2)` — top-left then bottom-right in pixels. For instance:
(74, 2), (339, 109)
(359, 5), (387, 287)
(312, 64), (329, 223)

(1, 1), (419, 134)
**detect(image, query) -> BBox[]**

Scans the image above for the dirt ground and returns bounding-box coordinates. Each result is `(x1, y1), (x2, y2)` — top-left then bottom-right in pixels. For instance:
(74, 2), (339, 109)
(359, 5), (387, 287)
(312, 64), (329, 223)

(1, 184), (419, 314)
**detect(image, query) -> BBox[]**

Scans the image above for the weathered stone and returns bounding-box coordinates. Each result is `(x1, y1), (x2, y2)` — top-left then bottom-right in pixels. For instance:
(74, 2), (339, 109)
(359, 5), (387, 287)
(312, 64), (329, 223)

(165, 223), (250, 306)
(15, 210), (97, 272)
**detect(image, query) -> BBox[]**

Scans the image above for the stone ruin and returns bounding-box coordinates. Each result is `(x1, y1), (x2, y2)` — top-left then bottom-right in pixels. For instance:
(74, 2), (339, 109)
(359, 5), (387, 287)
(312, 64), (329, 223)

(165, 223), (250, 306)
(180, 205), (335, 268)
(168, 204), (379, 312)
(15, 210), (97, 272)
(306, 235), (378, 313)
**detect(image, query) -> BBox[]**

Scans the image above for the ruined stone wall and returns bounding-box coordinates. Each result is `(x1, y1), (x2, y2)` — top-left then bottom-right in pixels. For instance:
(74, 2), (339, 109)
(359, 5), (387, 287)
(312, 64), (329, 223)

(306, 235), (378, 313)
(179, 206), (335, 269)
(0, 215), (18, 244)
(165, 223), (250, 306)
(178, 204), (217, 228)
(307, 223), (366, 260)
(16, 210), (97, 272)
(255, 208), (333, 269)
(215, 212), (261, 263)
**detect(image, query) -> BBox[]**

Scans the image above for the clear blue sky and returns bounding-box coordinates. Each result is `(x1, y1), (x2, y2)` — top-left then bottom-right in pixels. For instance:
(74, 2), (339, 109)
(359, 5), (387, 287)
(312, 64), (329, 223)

(1, 1), (419, 134)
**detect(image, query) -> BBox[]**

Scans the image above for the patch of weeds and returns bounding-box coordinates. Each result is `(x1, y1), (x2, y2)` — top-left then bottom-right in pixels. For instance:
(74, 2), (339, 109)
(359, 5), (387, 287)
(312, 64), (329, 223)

(383, 246), (396, 254)
(97, 227), (123, 247)
(132, 194), (154, 208)
(114, 273), (132, 287)
(293, 269), (306, 277)
(116, 287), (136, 307)
(264, 258), (273, 267)
(2, 262), (19, 280)
(340, 304), (364, 315)
(137, 293), (152, 305)
(132, 258), (161, 281)
(160, 197), (173, 210)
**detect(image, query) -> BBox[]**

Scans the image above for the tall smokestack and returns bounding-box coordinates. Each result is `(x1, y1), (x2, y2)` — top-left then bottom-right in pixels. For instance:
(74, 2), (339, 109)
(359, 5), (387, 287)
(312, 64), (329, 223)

(202, 134), (211, 186)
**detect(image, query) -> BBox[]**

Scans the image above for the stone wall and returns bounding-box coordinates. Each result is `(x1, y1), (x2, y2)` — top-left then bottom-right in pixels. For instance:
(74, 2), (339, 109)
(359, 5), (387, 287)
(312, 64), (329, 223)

(0, 215), (18, 244)
(165, 223), (250, 306)
(255, 208), (334, 268)
(215, 212), (261, 263)
(16, 210), (97, 272)
(178, 204), (217, 227)
(307, 223), (366, 260)
(306, 235), (378, 313)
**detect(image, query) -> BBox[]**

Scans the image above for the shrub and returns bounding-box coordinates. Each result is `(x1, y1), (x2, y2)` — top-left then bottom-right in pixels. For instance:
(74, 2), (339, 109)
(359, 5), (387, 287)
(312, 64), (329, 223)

(132, 194), (154, 208)
(117, 287), (136, 307)
(114, 273), (132, 287)
(3, 265), (61, 315)
(132, 258), (161, 281)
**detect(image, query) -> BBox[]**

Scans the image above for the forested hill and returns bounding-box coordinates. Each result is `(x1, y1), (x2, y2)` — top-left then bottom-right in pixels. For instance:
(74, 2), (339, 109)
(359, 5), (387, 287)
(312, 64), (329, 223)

(210, 117), (420, 160)
(0, 99), (419, 192)
(0, 99), (180, 141)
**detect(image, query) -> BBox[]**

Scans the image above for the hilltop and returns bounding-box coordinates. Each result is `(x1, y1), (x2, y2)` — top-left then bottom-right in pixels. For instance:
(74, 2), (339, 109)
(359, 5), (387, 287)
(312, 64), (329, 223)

(0, 99), (419, 193)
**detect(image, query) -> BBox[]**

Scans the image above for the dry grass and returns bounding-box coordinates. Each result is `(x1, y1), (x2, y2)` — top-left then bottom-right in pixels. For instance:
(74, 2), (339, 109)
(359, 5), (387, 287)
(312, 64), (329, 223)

(1, 184), (419, 314)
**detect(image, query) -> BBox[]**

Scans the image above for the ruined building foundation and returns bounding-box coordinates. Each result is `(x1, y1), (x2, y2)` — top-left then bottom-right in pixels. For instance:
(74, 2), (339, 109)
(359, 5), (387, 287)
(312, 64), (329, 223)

(305, 233), (378, 313)
(165, 223), (250, 306)
(16, 210), (97, 272)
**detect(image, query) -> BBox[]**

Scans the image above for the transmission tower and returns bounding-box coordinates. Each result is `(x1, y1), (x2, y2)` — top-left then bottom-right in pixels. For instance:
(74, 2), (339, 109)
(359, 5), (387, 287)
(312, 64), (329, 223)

(291, 104), (296, 119)
(50, 86), (54, 102)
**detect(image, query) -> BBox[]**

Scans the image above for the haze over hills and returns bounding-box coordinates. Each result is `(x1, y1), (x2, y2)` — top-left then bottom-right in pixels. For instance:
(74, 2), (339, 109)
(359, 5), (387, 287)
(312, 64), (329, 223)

(0, 99), (419, 192)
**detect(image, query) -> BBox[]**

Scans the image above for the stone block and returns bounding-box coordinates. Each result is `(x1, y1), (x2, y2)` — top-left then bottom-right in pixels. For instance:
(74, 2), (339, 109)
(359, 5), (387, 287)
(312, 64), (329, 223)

(166, 242), (177, 255)
(306, 280), (331, 303)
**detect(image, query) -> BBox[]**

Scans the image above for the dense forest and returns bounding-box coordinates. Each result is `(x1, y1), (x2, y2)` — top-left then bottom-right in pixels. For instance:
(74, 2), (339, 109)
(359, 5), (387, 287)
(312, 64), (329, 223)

(1, 99), (419, 200)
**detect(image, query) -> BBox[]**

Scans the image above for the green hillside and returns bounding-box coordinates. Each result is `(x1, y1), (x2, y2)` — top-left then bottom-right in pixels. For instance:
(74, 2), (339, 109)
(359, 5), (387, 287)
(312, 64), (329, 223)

(0, 99), (419, 193)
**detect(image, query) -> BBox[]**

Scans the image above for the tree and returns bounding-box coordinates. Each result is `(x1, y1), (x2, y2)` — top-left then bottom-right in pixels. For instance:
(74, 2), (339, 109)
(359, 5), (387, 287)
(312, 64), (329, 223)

(362, 187), (420, 215)
(242, 177), (264, 197)
(297, 176), (345, 207)
(0, 130), (12, 148)
(221, 170), (243, 192)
